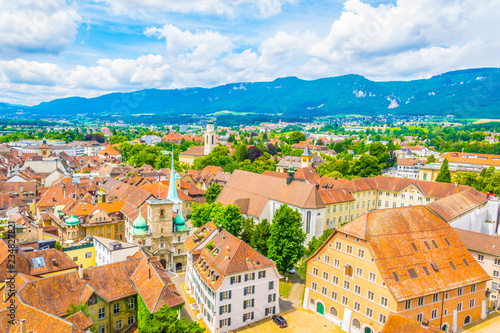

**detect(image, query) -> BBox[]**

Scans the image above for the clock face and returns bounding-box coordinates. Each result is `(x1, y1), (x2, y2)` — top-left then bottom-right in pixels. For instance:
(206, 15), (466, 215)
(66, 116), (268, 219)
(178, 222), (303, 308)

(43, 150), (47, 155)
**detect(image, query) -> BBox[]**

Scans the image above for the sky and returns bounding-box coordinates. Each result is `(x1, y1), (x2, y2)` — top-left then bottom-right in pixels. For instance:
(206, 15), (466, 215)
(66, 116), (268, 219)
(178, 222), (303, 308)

(0, 0), (499, 106)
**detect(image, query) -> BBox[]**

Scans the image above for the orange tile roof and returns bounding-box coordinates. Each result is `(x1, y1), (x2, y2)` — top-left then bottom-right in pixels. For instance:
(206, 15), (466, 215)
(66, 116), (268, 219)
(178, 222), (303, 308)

(381, 313), (442, 333)
(427, 188), (488, 221)
(96, 200), (126, 213)
(64, 311), (93, 331)
(453, 228), (500, 256)
(441, 152), (500, 166)
(318, 188), (355, 204)
(184, 222), (217, 253)
(98, 144), (120, 156)
(180, 145), (205, 157)
(325, 206), (490, 301)
(22, 249), (78, 276)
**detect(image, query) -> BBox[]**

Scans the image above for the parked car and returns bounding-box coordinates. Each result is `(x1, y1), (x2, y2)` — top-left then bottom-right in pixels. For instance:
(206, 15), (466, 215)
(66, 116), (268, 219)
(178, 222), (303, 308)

(272, 315), (288, 328)
(288, 268), (296, 274)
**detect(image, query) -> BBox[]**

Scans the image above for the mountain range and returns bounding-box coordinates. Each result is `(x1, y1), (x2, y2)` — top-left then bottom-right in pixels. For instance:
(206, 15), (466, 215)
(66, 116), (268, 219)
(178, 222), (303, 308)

(2, 68), (500, 121)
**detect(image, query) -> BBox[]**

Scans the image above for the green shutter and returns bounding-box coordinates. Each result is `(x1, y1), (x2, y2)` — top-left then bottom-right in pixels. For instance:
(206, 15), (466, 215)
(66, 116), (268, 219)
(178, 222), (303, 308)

(228, 318), (231, 326)
(252, 285), (255, 294)
(228, 304), (231, 313)
(229, 290), (232, 299)
(251, 312), (254, 320)
(219, 306), (222, 315)
(252, 299), (254, 307)
(243, 301), (247, 309)
(220, 293), (223, 301)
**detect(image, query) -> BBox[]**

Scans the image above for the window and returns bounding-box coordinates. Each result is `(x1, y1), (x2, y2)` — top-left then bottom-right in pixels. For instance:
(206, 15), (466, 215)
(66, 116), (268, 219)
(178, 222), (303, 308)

(321, 286), (328, 296)
(128, 316), (135, 325)
(418, 297), (424, 306)
(324, 255), (330, 264)
(445, 292), (449, 300)
(73, 256), (78, 261)
(408, 269), (418, 279)
(405, 300), (412, 310)
(243, 299), (254, 309)
(222, 291), (231, 300)
(243, 312), (254, 322)
(385, 201), (389, 208)
(354, 302), (360, 312)
(410, 195), (414, 200)
(85, 252), (92, 258)
(369, 272), (376, 283)
(342, 296), (348, 306)
(269, 281), (274, 290)
(99, 308), (105, 319)
(220, 318), (230, 327)
(416, 313), (423, 322)
(464, 315), (472, 325)
(335, 242), (342, 250)
(258, 271), (266, 279)
(331, 291), (338, 300)
(327, 206), (330, 214)
(433, 293), (439, 303)
(458, 287), (463, 296)
(367, 291), (374, 301)
(457, 302), (463, 312)
(366, 308), (373, 318)
(379, 313), (387, 324)
(334, 259), (340, 268)
(431, 309), (438, 319)
(113, 303), (120, 315)
(98, 325), (105, 333)
(332, 276), (339, 285)
(354, 285), (361, 295)
(381, 296), (388, 307)
(424, 241), (431, 250)
(323, 272), (329, 281)
(230, 275), (241, 284)
(244, 286), (254, 295)
(312, 267), (319, 276)
(478, 254), (484, 261)
(392, 202), (397, 208)
(311, 282), (317, 291)
(245, 273), (255, 281)
(344, 280), (350, 290)
(494, 270), (499, 277)
(471, 284), (476, 292)
(423, 266), (430, 276)
(115, 320), (123, 330)
(306, 211), (311, 234)
(268, 294), (276, 303)
(265, 307), (275, 316)
(128, 298), (135, 309)
(346, 245), (353, 254)
(344, 265), (353, 277)
(356, 267), (363, 277)
(330, 306), (338, 317)
(495, 259), (500, 266)
(470, 299), (475, 308)
(444, 309), (448, 316)
(357, 249), (364, 258)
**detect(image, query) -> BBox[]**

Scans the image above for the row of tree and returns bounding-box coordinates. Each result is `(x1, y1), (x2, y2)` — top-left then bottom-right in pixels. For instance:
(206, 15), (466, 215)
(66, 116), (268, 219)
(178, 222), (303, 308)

(190, 202), (306, 273)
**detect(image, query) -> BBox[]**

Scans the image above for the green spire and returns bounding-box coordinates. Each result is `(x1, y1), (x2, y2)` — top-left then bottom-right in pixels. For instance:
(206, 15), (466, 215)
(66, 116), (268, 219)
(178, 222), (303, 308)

(132, 208), (147, 236)
(167, 147), (181, 203)
(65, 215), (79, 227)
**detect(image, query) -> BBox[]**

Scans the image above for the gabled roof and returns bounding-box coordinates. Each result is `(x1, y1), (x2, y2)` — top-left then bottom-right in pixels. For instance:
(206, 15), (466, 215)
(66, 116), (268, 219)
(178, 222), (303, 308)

(426, 188), (488, 221)
(318, 188), (355, 204)
(381, 313), (442, 333)
(188, 225), (276, 291)
(217, 170), (324, 218)
(179, 146), (205, 157)
(453, 228), (500, 257)
(332, 206), (490, 301)
(98, 144), (120, 156)
(64, 310), (93, 331)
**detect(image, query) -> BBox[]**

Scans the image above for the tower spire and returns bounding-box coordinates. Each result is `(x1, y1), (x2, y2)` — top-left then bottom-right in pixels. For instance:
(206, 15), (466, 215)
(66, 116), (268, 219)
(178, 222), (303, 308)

(167, 147), (181, 203)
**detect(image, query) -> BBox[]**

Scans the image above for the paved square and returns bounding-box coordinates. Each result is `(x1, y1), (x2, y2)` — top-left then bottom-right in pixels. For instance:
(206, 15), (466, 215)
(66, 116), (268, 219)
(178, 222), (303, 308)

(232, 308), (344, 333)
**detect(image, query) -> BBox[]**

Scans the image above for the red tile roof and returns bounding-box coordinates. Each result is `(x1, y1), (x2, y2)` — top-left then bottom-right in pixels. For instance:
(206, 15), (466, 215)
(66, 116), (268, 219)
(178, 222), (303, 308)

(381, 313), (442, 333)
(426, 188), (488, 221)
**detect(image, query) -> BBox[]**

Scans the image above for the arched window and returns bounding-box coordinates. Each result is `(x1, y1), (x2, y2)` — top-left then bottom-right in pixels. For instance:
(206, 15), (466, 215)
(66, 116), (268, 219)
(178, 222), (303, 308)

(306, 211), (311, 234)
(212, 135), (214, 145)
(352, 318), (361, 329)
(464, 315), (472, 325)
(309, 298), (315, 305)
(344, 264), (353, 277)
(329, 307), (338, 317)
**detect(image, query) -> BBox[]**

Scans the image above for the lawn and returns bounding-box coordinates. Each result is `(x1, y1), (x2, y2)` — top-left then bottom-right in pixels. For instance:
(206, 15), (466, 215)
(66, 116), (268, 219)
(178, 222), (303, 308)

(279, 274), (292, 299)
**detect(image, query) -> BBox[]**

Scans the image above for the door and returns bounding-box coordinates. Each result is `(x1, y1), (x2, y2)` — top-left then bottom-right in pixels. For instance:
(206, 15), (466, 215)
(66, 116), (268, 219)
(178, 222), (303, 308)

(364, 327), (373, 333)
(316, 302), (324, 315)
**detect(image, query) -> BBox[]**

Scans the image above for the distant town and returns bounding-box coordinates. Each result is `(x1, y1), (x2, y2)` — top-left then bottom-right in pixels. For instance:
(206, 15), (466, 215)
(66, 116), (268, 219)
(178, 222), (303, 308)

(1, 116), (500, 333)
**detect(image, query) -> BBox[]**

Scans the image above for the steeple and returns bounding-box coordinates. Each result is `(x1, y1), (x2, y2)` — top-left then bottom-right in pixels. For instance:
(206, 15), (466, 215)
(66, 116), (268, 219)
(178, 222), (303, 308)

(167, 148), (181, 204)
(301, 145), (312, 168)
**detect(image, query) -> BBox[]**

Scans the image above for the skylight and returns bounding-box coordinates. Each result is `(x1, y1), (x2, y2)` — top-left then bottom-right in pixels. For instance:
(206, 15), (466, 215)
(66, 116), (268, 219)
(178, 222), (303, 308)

(449, 261), (456, 270)
(393, 272), (400, 282)
(444, 238), (451, 246)
(431, 240), (438, 249)
(408, 269), (418, 279)
(424, 241), (431, 250)
(463, 259), (469, 267)
(32, 257), (45, 268)
(423, 266), (430, 276)
(411, 243), (418, 251)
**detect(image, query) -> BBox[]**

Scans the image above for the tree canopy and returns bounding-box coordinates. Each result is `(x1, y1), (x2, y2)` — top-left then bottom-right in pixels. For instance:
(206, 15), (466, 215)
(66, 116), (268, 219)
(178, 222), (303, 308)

(435, 158), (452, 183)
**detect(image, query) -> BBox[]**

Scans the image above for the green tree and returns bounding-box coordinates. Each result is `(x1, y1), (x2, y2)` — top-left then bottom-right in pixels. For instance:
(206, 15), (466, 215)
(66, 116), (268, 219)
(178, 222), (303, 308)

(427, 155), (437, 164)
(214, 204), (243, 237)
(240, 218), (255, 244)
(64, 302), (97, 333)
(288, 131), (306, 145)
(232, 144), (248, 163)
(190, 203), (224, 228)
(352, 155), (382, 177)
(435, 158), (452, 183)
(140, 305), (204, 333)
(304, 228), (335, 258)
(267, 204), (306, 273)
(203, 184), (222, 204)
(251, 219), (271, 256)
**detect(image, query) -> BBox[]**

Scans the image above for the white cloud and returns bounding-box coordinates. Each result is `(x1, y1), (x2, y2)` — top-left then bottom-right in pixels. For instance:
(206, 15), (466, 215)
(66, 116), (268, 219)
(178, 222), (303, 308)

(99, 0), (294, 17)
(2, 0), (500, 105)
(0, 0), (80, 57)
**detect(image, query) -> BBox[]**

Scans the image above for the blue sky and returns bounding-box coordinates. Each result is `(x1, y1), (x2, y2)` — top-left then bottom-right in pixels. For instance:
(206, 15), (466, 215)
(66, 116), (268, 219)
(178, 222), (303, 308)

(0, 0), (499, 105)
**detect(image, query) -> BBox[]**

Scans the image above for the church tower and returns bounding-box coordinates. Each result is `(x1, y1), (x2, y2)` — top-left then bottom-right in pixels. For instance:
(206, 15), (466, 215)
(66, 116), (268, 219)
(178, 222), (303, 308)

(204, 121), (216, 155)
(38, 140), (51, 157)
(301, 145), (312, 168)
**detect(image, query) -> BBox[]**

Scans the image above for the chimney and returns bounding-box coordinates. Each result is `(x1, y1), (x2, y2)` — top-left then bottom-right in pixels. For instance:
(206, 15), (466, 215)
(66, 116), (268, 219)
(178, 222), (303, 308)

(455, 182), (459, 188)
(78, 264), (83, 279)
(20, 319), (26, 333)
(52, 259), (57, 267)
(217, 224), (223, 233)
(138, 241), (142, 252)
